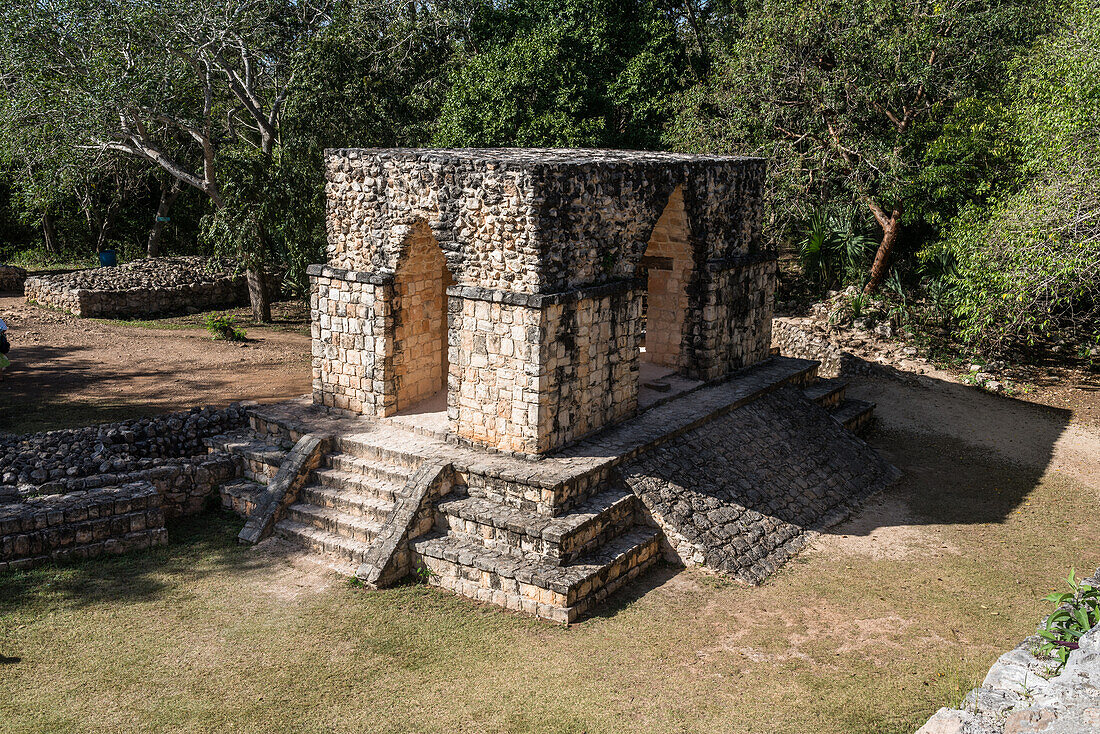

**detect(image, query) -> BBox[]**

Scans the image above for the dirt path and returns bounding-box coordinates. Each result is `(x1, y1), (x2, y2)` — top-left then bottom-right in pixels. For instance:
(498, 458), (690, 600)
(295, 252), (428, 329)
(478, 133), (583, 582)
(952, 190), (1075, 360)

(0, 295), (312, 433)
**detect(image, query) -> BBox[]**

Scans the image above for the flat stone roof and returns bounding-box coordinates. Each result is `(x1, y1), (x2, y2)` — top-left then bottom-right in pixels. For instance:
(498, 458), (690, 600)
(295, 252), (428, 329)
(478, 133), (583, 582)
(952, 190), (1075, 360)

(326, 147), (761, 167)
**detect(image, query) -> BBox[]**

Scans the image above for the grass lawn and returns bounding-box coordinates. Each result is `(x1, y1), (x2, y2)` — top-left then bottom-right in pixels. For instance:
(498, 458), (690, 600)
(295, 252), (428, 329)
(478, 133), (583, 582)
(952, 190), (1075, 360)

(2, 425), (1097, 734)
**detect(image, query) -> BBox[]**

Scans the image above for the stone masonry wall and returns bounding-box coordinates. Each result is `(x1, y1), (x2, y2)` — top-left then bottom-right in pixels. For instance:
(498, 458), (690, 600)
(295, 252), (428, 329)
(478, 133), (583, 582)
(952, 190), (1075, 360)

(0, 481), (167, 572)
(538, 283), (641, 453)
(448, 294), (543, 453)
(692, 255), (776, 381)
(23, 257), (250, 318)
(323, 148), (767, 296)
(310, 266), (390, 415)
(325, 150), (541, 293)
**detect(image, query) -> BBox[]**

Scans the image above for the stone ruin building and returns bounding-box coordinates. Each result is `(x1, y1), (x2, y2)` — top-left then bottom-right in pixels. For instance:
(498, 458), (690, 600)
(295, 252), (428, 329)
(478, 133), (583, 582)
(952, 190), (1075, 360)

(207, 148), (898, 623)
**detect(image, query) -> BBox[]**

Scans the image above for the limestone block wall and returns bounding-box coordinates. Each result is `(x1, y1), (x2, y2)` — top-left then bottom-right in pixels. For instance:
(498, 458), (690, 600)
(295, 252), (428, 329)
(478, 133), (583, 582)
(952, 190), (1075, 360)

(538, 283), (641, 453)
(0, 482), (168, 572)
(690, 254), (777, 381)
(448, 293), (542, 453)
(310, 266), (390, 415)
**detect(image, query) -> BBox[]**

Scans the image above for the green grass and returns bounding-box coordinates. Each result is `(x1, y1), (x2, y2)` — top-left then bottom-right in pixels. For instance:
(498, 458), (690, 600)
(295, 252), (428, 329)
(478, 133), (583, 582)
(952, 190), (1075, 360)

(1, 431), (1097, 733)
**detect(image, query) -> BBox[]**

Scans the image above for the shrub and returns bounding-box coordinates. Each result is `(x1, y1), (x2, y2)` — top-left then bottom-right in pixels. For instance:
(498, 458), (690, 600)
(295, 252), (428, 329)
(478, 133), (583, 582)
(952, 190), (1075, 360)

(203, 313), (246, 342)
(1036, 569), (1100, 671)
(797, 207), (877, 288)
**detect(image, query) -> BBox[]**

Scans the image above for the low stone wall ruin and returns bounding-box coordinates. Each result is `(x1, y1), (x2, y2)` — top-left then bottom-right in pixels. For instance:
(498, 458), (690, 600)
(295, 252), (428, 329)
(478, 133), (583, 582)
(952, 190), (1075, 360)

(23, 257), (250, 318)
(0, 482), (167, 572)
(0, 407), (251, 571)
(771, 316), (852, 377)
(0, 264), (27, 293)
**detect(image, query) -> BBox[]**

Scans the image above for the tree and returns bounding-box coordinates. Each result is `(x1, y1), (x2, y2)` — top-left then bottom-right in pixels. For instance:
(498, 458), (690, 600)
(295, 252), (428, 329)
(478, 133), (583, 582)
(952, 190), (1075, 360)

(1, 0), (336, 320)
(434, 0), (690, 149)
(669, 0), (1051, 293)
(931, 0), (1100, 354)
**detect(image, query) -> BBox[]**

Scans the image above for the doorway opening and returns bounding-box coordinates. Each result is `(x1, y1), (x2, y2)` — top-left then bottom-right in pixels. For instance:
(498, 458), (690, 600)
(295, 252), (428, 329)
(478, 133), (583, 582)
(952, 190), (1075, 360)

(637, 186), (701, 407)
(392, 221), (452, 430)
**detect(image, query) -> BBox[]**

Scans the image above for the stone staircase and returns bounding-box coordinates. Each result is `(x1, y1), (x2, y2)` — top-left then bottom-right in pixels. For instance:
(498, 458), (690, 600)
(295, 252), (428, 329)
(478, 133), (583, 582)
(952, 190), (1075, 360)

(801, 376), (876, 434)
(202, 358), (881, 623)
(272, 441), (420, 573)
(205, 431), (290, 516)
(413, 481), (661, 623)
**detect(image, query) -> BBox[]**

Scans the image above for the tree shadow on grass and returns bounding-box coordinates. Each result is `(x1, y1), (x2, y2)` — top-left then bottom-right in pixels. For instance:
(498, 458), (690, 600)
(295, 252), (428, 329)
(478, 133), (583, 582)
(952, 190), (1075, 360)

(0, 511), (261, 617)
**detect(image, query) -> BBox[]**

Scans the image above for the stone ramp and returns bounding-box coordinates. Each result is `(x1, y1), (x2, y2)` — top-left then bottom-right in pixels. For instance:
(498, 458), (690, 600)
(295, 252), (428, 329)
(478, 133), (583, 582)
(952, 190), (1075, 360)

(622, 386), (899, 584)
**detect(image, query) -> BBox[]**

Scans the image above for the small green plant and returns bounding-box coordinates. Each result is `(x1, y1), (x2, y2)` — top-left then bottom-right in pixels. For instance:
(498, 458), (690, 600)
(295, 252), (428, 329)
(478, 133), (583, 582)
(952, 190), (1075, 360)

(203, 312), (247, 341)
(413, 564), (437, 584)
(1036, 568), (1100, 671)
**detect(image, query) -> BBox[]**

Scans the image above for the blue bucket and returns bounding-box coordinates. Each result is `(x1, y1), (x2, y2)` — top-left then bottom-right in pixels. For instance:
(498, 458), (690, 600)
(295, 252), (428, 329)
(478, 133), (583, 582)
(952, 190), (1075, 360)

(98, 250), (117, 267)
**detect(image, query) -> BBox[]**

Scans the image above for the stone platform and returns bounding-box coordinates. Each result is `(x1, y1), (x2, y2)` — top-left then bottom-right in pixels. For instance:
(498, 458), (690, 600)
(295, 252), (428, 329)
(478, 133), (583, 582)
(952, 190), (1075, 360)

(209, 356), (897, 622)
(23, 257), (250, 318)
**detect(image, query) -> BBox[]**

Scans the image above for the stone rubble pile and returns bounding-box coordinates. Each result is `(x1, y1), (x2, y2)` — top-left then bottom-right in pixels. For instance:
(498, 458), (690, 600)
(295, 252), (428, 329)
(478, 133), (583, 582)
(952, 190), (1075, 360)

(773, 286), (936, 378)
(0, 405), (248, 497)
(23, 256), (251, 318)
(36, 256), (234, 291)
(917, 569), (1100, 734)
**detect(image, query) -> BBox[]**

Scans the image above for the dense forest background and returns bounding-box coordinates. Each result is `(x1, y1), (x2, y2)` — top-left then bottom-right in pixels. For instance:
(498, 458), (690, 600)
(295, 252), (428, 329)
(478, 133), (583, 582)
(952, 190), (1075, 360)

(0, 0), (1096, 359)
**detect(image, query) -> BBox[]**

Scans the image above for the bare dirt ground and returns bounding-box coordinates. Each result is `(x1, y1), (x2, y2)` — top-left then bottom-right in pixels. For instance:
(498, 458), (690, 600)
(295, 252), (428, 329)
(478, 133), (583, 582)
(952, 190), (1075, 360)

(0, 294), (313, 433)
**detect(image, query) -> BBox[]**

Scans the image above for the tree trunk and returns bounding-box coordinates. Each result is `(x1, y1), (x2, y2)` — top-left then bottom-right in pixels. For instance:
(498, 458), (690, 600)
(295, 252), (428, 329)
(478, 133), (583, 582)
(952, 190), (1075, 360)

(863, 207), (903, 296)
(147, 179), (182, 257)
(95, 207), (116, 253)
(42, 213), (60, 254)
(246, 267), (272, 323)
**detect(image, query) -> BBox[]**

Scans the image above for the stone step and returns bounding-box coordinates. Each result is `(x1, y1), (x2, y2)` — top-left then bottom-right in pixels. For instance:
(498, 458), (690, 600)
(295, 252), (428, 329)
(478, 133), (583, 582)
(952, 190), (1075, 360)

(327, 453), (415, 486)
(205, 432), (289, 484)
(312, 468), (409, 502)
(411, 526), (662, 624)
(435, 485), (639, 564)
(219, 478), (264, 518)
(830, 398), (876, 434)
(298, 484), (396, 524)
(334, 434), (425, 471)
(274, 518), (375, 567)
(802, 378), (847, 409)
(284, 503), (385, 543)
